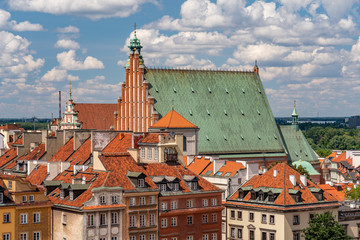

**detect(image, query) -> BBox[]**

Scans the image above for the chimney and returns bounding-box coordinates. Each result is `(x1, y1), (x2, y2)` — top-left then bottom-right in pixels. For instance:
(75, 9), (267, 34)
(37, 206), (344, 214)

(300, 175), (307, 187)
(273, 169), (278, 177)
(289, 175), (296, 187)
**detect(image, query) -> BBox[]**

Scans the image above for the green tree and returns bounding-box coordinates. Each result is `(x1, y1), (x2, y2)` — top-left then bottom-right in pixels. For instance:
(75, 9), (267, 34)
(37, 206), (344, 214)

(302, 212), (351, 240)
(293, 165), (313, 182)
(345, 185), (360, 200)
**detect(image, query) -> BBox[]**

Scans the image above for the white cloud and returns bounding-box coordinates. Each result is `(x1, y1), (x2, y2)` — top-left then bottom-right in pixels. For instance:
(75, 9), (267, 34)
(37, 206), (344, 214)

(55, 39), (80, 50)
(57, 25), (79, 33)
(0, 9), (43, 31)
(57, 50), (104, 70)
(8, 0), (158, 20)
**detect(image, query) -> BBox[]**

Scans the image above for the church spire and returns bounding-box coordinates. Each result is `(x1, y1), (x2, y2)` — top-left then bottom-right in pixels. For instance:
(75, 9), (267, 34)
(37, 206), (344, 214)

(292, 100), (299, 131)
(128, 22), (143, 53)
(253, 60), (259, 74)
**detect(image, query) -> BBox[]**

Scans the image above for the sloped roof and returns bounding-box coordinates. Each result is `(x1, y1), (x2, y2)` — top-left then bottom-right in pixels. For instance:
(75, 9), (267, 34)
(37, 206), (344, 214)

(187, 157), (213, 176)
(66, 138), (91, 165)
(332, 152), (347, 163)
(318, 184), (345, 202)
(215, 161), (245, 177)
(74, 103), (116, 130)
(18, 144), (46, 161)
(26, 165), (48, 185)
(279, 125), (318, 163)
(0, 148), (17, 168)
(146, 69), (285, 155)
(138, 133), (162, 144)
(292, 160), (320, 176)
(151, 110), (198, 129)
(227, 163), (338, 208)
(102, 133), (133, 155)
(143, 163), (221, 193)
(48, 138), (74, 162)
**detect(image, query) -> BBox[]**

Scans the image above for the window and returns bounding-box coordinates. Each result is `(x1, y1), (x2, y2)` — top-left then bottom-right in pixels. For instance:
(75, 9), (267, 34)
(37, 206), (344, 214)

(211, 233), (217, 240)
(202, 214), (208, 223)
(262, 232), (267, 240)
(249, 212), (254, 221)
(171, 201), (177, 209)
(3, 213), (10, 223)
(171, 217), (177, 226)
(262, 214), (267, 223)
(238, 229), (242, 238)
(140, 214), (146, 227)
(161, 202), (167, 211)
(130, 215), (136, 228)
(33, 232), (40, 240)
(20, 213), (27, 224)
(211, 198), (217, 206)
(183, 136), (187, 151)
(187, 216), (193, 225)
(20, 233), (27, 240)
(29, 195), (34, 202)
(160, 184), (167, 192)
(154, 148), (159, 160)
(186, 200), (193, 208)
(140, 197), (146, 205)
(187, 237), (193, 240)
(88, 214), (94, 227)
(309, 213), (314, 220)
(161, 218), (167, 228)
(3, 233), (10, 240)
(130, 236), (136, 240)
(149, 196), (155, 205)
(171, 238), (177, 240)
(22, 195), (27, 203)
(270, 233), (275, 240)
(148, 148), (152, 160)
(191, 181), (198, 190)
(62, 214), (66, 225)
(250, 230), (255, 240)
(211, 213), (217, 222)
(112, 195), (118, 204)
(141, 148), (145, 159)
(150, 214), (156, 226)
(293, 215), (300, 225)
(8, 181), (12, 189)
(202, 234), (208, 240)
(270, 215), (275, 224)
(202, 199), (208, 207)
(237, 211), (242, 219)
(0, 193), (3, 203)
(293, 232), (300, 240)
(137, 179), (145, 188)
(100, 195), (106, 205)
(149, 234), (156, 240)
(230, 210), (235, 219)
(140, 236), (146, 240)
(111, 212), (118, 225)
(231, 228), (235, 238)
(33, 212), (40, 223)
(130, 197), (136, 206)
(112, 237), (118, 240)
(100, 213), (107, 226)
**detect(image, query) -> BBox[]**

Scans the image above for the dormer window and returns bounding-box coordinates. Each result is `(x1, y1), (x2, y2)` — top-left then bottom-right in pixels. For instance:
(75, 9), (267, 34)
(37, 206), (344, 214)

(268, 193), (275, 202)
(191, 181), (198, 190)
(69, 191), (74, 201)
(259, 192), (264, 201)
(112, 195), (118, 204)
(238, 191), (244, 199)
(161, 184), (167, 192)
(173, 183), (179, 191)
(60, 190), (64, 200)
(137, 179), (145, 188)
(250, 191), (256, 200)
(100, 195), (106, 205)
(8, 181), (12, 190)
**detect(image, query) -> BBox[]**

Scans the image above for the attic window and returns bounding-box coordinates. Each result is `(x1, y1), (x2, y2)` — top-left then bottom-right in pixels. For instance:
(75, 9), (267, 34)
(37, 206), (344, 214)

(69, 191), (74, 201)
(208, 87), (212, 93)
(259, 192), (264, 201)
(250, 191), (256, 200)
(173, 88), (177, 93)
(224, 172), (231, 177)
(190, 181), (198, 190)
(215, 172), (223, 176)
(60, 190), (64, 200)
(238, 191), (244, 199)
(268, 193), (275, 202)
(137, 179), (145, 188)
(191, 87), (195, 93)
(204, 170), (212, 176)
(0, 192), (3, 203)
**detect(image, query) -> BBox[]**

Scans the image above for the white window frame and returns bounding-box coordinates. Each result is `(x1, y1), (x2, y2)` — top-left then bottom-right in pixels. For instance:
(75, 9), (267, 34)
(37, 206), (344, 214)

(111, 212), (118, 225)
(130, 197), (136, 206)
(202, 199), (208, 207)
(140, 214), (146, 227)
(129, 215), (136, 228)
(202, 214), (208, 223)
(33, 232), (41, 240)
(33, 212), (40, 223)
(171, 217), (177, 226)
(2, 233), (10, 240)
(149, 196), (155, 205)
(186, 200), (193, 208)
(88, 214), (95, 227)
(211, 198), (217, 206)
(20, 233), (27, 240)
(203, 234), (208, 240)
(20, 213), (28, 224)
(150, 214), (156, 226)
(161, 218), (167, 228)
(171, 201), (177, 209)
(154, 148), (159, 160)
(211, 213), (217, 222)
(100, 213), (107, 226)
(140, 196), (146, 205)
(141, 148), (145, 159)
(211, 233), (217, 240)
(161, 202), (167, 211)
(112, 195), (118, 204)
(147, 148), (152, 160)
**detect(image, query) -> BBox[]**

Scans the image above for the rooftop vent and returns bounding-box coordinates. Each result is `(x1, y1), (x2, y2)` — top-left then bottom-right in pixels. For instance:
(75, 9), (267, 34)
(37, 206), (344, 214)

(242, 88), (245, 93)
(289, 175), (296, 187)
(224, 110), (228, 116)
(173, 88), (177, 93)
(208, 87), (212, 93)
(273, 169), (278, 177)
(240, 135), (244, 140)
(225, 88), (229, 94)
(207, 109), (210, 116)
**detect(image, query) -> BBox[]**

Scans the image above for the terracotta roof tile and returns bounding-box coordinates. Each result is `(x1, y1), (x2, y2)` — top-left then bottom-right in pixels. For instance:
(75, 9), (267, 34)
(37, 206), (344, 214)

(138, 133), (161, 144)
(13, 135), (23, 145)
(26, 165), (48, 185)
(67, 138), (91, 165)
(216, 161), (245, 177)
(151, 110), (198, 129)
(327, 152), (338, 159)
(318, 184), (345, 202)
(74, 103), (117, 130)
(332, 152), (347, 163)
(82, 204), (126, 210)
(48, 138), (74, 162)
(187, 157), (213, 176)
(18, 144), (46, 161)
(143, 163), (221, 192)
(102, 133), (133, 155)
(0, 148), (17, 168)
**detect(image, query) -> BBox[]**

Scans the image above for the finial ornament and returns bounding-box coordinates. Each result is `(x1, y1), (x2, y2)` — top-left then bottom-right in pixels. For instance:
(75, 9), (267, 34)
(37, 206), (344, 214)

(69, 79), (72, 99)
(134, 22), (137, 34)
(172, 99), (174, 110)
(294, 99), (296, 108)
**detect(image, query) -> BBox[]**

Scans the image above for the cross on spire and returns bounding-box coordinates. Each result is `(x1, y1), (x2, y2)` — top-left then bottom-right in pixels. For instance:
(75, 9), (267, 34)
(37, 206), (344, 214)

(69, 79), (72, 99)
(294, 99), (296, 108)
(134, 22), (137, 33)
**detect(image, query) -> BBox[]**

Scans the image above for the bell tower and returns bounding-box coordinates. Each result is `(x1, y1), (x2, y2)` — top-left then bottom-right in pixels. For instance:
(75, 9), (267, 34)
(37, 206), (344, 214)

(114, 24), (158, 132)
(60, 80), (81, 129)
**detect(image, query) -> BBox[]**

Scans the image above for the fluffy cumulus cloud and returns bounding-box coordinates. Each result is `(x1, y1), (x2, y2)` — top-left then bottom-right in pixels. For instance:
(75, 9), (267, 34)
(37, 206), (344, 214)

(57, 50), (104, 70)
(8, 0), (158, 20)
(54, 39), (80, 50)
(0, 9), (43, 31)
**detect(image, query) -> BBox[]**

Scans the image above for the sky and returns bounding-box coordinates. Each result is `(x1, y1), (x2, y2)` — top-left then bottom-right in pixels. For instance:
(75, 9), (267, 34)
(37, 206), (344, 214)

(0, 0), (359, 118)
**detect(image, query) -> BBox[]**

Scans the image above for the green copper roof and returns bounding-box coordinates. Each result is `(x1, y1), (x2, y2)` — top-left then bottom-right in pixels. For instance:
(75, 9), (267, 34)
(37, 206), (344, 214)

(128, 32), (142, 53)
(292, 159), (320, 175)
(279, 125), (318, 163)
(146, 68), (285, 155)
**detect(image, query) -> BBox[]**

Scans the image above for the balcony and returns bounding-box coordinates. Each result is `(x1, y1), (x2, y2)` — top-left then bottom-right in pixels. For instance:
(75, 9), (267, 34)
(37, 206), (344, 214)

(165, 153), (178, 162)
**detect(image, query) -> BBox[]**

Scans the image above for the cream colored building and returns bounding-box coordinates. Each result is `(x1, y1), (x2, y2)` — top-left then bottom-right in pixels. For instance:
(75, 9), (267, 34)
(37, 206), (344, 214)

(225, 163), (340, 240)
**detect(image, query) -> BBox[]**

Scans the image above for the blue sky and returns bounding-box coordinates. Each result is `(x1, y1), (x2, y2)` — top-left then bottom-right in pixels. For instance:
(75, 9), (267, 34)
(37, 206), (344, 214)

(0, 0), (359, 118)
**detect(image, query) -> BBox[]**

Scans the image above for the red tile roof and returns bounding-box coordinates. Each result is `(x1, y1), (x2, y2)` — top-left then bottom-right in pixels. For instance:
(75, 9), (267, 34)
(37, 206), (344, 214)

(151, 110), (198, 129)
(48, 138), (74, 162)
(67, 138), (91, 165)
(0, 124), (23, 131)
(18, 144), (46, 161)
(143, 163), (221, 193)
(102, 133), (133, 155)
(82, 204), (126, 210)
(318, 184), (345, 202)
(332, 152), (347, 163)
(74, 103), (116, 130)
(26, 165), (48, 185)
(13, 135), (23, 145)
(187, 157), (213, 176)
(100, 155), (158, 190)
(138, 133), (162, 144)
(0, 148), (17, 168)
(228, 163), (337, 206)
(327, 152), (338, 159)
(216, 161), (245, 177)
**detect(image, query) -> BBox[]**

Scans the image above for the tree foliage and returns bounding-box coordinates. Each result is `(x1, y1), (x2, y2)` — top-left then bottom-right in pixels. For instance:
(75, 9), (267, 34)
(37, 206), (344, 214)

(345, 185), (360, 201)
(293, 165), (313, 182)
(301, 125), (360, 157)
(302, 212), (351, 240)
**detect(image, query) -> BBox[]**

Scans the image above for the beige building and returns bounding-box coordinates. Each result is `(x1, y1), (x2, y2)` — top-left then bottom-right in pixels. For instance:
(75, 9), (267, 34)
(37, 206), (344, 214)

(225, 163), (340, 240)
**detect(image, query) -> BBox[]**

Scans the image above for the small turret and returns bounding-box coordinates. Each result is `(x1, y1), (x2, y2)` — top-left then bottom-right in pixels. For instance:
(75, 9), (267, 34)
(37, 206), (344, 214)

(292, 100), (299, 131)
(253, 60), (259, 75)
